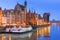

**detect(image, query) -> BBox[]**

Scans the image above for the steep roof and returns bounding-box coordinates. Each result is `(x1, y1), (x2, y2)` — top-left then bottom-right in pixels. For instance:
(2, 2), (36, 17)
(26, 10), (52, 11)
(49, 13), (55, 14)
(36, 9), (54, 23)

(15, 3), (24, 10)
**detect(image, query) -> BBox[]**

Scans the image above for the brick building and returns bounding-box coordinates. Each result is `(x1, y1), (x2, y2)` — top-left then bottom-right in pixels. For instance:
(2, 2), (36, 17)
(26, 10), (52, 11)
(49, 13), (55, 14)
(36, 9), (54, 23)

(0, 1), (50, 26)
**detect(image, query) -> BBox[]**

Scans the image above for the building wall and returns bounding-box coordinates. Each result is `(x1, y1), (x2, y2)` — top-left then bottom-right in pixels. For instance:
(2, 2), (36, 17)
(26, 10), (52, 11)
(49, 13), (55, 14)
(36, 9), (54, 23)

(2, 16), (7, 26)
(26, 12), (37, 25)
(0, 8), (2, 26)
(15, 12), (19, 25)
(10, 10), (15, 25)
(0, 2), (50, 26)
(37, 19), (43, 25)
(6, 11), (10, 25)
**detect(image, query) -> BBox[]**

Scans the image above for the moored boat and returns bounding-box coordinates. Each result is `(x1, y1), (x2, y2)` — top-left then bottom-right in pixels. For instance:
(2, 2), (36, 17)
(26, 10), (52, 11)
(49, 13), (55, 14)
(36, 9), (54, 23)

(4, 25), (32, 34)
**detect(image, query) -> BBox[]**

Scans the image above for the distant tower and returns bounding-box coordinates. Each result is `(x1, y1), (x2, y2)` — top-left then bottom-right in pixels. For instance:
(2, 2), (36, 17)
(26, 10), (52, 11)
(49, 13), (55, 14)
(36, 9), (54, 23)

(0, 7), (2, 26)
(43, 13), (50, 23)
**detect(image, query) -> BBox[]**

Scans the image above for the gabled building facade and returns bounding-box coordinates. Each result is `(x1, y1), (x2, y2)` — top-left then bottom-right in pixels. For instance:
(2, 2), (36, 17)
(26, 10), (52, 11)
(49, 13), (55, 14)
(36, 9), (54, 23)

(0, 1), (50, 26)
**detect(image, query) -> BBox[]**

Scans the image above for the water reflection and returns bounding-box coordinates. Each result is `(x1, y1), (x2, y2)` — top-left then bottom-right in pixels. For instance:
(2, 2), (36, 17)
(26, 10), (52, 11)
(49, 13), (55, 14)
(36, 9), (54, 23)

(37, 26), (50, 40)
(0, 32), (33, 40)
(50, 24), (60, 40)
(0, 26), (50, 40)
(37, 26), (50, 36)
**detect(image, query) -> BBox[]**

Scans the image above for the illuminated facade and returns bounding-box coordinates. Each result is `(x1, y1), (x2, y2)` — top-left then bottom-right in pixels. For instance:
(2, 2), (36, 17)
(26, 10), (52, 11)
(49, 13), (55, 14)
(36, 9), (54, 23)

(37, 14), (43, 25)
(2, 1), (27, 26)
(0, 1), (50, 26)
(14, 1), (27, 25)
(26, 10), (37, 25)
(0, 8), (2, 26)
(2, 16), (7, 26)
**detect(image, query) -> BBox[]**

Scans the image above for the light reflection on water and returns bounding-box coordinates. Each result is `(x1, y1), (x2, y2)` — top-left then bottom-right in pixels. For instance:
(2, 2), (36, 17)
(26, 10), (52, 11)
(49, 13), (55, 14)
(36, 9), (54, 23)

(0, 26), (50, 40)
(37, 26), (50, 40)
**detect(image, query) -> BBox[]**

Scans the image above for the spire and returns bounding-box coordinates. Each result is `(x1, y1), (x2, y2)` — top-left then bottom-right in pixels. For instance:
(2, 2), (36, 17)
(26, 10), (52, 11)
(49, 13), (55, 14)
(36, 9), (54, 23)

(4, 8), (6, 12)
(16, 2), (19, 5)
(4, 8), (6, 10)
(34, 9), (36, 13)
(29, 9), (31, 13)
(24, 0), (27, 6)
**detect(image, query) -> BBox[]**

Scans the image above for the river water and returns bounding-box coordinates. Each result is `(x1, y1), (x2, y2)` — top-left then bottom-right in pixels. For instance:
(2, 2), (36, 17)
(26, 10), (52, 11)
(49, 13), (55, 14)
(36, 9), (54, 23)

(0, 24), (59, 40)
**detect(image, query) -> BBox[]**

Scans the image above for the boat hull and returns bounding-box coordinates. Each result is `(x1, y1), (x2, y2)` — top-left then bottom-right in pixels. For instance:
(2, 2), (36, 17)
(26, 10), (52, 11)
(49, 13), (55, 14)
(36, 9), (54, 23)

(0, 30), (33, 34)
